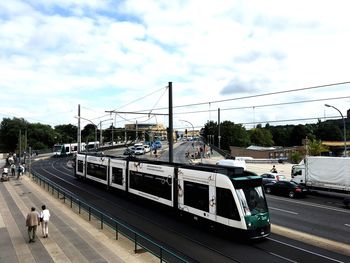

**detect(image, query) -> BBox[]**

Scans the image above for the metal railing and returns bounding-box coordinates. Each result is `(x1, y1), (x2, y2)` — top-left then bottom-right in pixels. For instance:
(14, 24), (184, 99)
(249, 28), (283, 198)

(30, 172), (189, 263)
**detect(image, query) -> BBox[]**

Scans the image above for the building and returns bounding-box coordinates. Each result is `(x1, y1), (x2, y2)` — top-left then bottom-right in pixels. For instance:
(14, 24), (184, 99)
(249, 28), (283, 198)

(230, 145), (304, 160)
(124, 123), (175, 141)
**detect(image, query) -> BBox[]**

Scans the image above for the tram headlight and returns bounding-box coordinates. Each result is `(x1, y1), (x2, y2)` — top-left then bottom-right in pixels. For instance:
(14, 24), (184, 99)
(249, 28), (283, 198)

(247, 222), (252, 228)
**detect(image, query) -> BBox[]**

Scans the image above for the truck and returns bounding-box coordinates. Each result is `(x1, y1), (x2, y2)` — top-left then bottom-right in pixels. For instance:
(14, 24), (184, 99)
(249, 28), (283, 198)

(291, 156), (350, 194)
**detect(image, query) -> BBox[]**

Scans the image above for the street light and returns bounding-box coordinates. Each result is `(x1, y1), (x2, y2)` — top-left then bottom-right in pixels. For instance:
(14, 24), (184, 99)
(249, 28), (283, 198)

(98, 118), (113, 145)
(325, 104), (347, 156)
(75, 116), (98, 150)
(179, 119), (194, 139)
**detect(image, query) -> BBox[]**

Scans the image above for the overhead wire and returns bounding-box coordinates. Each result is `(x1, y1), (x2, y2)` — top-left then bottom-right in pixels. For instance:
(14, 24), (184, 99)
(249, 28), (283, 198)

(113, 87), (167, 111)
(169, 95), (350, 115)
(138, 81), (350, 112)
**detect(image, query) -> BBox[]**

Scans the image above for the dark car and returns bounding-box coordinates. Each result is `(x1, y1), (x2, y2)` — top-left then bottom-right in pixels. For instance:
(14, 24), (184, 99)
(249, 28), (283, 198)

(123, 148), (134, 156)
(260, 172), (288, 185)
(264, 181), (307, 198)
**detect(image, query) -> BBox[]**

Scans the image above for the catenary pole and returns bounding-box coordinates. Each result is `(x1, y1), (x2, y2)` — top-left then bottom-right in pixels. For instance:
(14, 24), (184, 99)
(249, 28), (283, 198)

(168, 82), (173, 163)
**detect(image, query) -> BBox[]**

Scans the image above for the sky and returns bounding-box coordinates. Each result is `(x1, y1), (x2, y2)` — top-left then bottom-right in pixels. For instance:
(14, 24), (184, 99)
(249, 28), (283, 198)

(1, 0), (350, 132)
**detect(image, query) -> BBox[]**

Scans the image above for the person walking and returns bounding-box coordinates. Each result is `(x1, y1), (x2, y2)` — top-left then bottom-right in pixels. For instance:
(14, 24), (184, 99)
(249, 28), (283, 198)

(26, 207), (40, 243)
(40, 205), (51, 238)
(10, 163), (16, 177)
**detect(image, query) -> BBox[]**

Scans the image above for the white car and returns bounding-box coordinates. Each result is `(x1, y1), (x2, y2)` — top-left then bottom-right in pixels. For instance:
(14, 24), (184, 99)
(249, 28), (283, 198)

(134, 146), (145, 155)
(143, 145), (151, 153)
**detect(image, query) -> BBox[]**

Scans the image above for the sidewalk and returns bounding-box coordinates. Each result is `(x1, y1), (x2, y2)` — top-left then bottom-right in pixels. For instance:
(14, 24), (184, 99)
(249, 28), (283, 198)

(0, 175), (157, 263)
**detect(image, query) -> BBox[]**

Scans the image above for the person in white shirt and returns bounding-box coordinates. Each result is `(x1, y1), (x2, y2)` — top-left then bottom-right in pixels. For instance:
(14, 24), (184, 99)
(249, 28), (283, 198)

(40, 205), (51, 238)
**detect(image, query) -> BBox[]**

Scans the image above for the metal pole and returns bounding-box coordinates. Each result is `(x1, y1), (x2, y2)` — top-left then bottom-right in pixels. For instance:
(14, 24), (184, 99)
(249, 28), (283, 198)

(19, 130), (21, 164)
(95, 126), (97, 149)
(169, 82), (174, 163)
(135, 120), (138, 142)
(78, 104), (81, 152)
(100, 122), (102, 146)
(218, 108), (221, 149)
(325, 104), (347, 156)
(29, 146), (32, 175)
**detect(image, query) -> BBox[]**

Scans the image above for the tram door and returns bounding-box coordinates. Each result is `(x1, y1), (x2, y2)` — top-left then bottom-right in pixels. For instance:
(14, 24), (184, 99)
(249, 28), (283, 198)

(208, 174), (216, 219)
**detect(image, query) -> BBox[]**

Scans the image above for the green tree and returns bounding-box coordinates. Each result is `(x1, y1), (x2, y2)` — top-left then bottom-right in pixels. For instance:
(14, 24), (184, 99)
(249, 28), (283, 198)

(315, 121), (342, 141)
(202, 121), (218, 145)
(28, 123), (56, 150)
(81, 124), (97, 143)
(220, 121), (250, 150)
(308, 139), (329, 156)
(249, 127), (274, 146)
(54, 124), (77, 143)
(0, 118), (29, 152)
(289, 125), (308, 146)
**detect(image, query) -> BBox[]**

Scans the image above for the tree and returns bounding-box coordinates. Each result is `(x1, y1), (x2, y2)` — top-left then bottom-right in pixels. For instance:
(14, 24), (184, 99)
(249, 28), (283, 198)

(289, 125), (308, 146)
(202, 121), (218, 145)
(81, 124), (96, 143)
(28, 123), (56, 150)
(249, 128), (274, 146)
(54, 124), (77, 143)
(308, 139), (329, 156)
(0, 118), (29, 152)
(315, 121), (342, 141)
(269, 125), (293, 146)
(220, 121), (250, 150)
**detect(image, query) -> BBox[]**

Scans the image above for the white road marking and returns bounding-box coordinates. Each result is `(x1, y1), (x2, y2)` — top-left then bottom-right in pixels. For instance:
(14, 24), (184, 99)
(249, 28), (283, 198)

(270, 207), (299, 215)
(268, 237), (345, 263)
(345, 224), (350, 227)
(267, 195), (350, 214)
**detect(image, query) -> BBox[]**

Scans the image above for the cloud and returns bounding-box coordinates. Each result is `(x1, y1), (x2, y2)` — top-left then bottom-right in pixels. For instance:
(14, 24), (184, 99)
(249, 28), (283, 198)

(220, 78), (270, 95)
(0, 0), (350, 130)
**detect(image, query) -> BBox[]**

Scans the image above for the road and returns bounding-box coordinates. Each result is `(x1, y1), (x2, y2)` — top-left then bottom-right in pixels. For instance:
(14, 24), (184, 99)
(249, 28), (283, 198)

(27, 145), (350, 262)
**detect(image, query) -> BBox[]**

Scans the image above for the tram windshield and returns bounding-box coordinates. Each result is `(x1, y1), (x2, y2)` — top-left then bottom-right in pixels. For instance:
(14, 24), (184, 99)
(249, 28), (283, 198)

(53, 145), (63, 152)
(236, 186), (268, 216)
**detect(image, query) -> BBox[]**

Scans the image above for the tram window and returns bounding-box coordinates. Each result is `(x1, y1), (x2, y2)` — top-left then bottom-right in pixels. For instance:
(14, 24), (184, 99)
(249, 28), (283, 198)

(184, 181), (209, 212)
(112, 167), (123, 185)
(87, 162), (107, 180)
(216, 187), (240, 220)
(78, 160), (84, 173)
(129, 171), (172, 200)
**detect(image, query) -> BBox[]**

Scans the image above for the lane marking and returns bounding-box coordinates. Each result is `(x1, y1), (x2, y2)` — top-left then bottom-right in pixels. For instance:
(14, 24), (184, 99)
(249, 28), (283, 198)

(267, 196), (350, 214)
(269, 207), (298, 215)
(345, 224), (350, 227)
(268, 236), (345, 263)
(269, 252), (298, 263)
(272, 224), (350, 257)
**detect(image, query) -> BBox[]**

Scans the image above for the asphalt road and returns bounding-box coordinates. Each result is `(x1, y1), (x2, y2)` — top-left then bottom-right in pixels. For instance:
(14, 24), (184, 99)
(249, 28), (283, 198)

(28, 147), (350, 263)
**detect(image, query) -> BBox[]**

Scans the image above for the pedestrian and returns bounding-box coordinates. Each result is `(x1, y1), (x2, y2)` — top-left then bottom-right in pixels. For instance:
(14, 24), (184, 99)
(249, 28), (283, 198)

(40, 205), (51, 238)
(270, 165), (277, 173)
(11, 163), (16, 177)
(26, 207), (40, 243)
(16, 165), (22, 179)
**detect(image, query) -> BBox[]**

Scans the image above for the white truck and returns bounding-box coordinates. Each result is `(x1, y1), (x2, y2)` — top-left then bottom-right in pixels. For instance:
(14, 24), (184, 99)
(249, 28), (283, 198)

(291, 156), (350, 194)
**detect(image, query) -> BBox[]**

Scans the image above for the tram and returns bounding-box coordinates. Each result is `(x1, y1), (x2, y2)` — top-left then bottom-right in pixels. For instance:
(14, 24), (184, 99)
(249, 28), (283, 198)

(75, 152), (270, 239)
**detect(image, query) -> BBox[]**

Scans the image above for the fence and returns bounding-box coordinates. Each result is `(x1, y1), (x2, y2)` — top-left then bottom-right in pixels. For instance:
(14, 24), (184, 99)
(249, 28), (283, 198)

(30, 172), (189, 263)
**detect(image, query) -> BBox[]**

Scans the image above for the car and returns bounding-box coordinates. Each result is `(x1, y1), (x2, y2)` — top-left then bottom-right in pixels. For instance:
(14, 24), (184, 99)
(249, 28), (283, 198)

(264, 181), (307, 198)
(260, 172), (288, 185)
(143, 145), (150, 153)
(134, 146), (145, 155)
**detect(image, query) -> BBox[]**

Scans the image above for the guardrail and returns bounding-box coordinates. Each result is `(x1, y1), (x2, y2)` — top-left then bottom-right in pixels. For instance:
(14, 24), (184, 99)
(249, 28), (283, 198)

(30, 172), (189, 263)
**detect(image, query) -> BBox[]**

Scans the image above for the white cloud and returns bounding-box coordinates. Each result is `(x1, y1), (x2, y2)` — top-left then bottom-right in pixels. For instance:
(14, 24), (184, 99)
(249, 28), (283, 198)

(0, 0), (350, 130)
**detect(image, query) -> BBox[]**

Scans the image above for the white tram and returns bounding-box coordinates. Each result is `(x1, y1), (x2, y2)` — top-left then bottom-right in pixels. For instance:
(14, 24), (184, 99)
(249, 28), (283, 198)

(75, 153), (271, 239)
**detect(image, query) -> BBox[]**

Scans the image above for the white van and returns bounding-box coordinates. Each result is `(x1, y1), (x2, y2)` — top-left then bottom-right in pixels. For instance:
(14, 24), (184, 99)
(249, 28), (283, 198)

(216, 159), (246, 170)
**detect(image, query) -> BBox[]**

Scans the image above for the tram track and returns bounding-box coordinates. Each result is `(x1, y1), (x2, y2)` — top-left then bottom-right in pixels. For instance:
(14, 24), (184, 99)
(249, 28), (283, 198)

(30, 157), (349, 263)
(32, 158), (244, 263)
